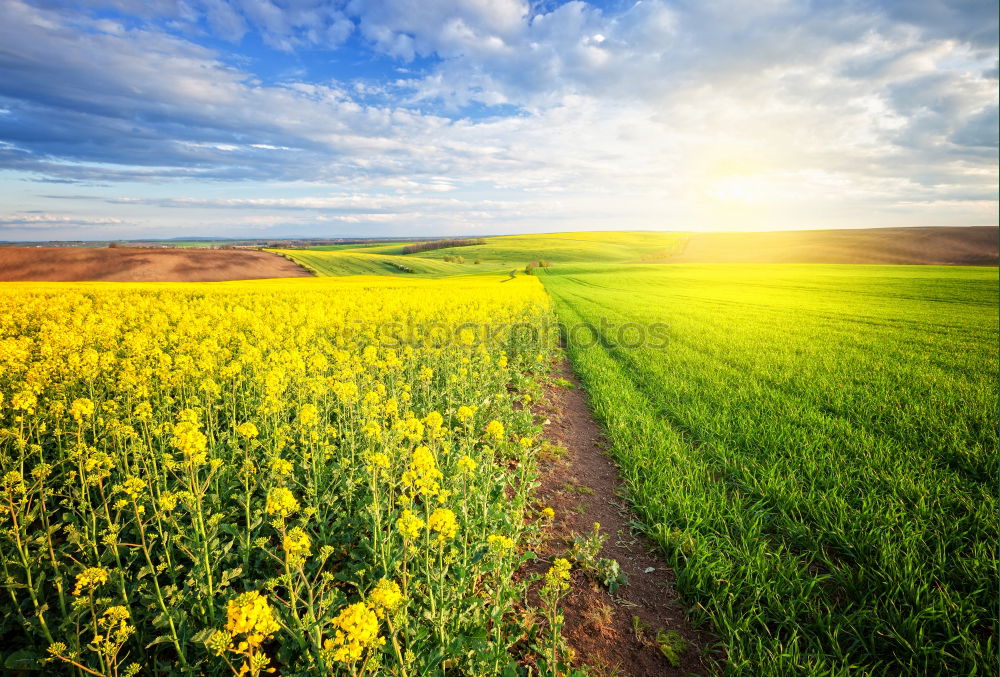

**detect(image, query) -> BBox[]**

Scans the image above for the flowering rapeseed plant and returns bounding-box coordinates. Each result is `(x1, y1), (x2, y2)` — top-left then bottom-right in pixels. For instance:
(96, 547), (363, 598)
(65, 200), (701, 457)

(0, 276), (557, 675)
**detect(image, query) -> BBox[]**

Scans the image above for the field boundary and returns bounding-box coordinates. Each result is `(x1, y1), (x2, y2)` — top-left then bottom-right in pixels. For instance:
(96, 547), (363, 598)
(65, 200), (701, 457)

(532, 357), (714, 675)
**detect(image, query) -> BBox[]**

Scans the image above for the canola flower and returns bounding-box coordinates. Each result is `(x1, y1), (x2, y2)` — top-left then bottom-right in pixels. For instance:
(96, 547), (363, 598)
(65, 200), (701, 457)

(270, 457), (294, 477)
(396, 509), (425, 541)
(235, 422), (259, 439)
(543, 558), (572, 594)
(171, 420), (208, 465)
(69, 397), (95, 422)
(225, 591), (280, 645)
(369, 579), (404, 619)
(120, 476), (146, 498)
(299, 404), (320, 427)
(324, 602), (384, 664)
(484, 420), (505, 441)
(487, 534), (516, 553)
(401, 446), (443, 498)
(0, 276), (557, 676)
(73, 567), (109, 596)
(283, 526), (311, 563)
(367, 452), (390, 473)
(266, 487), (299, 517)
(205, 591), (282, 677)
(427, 508), (458, 543)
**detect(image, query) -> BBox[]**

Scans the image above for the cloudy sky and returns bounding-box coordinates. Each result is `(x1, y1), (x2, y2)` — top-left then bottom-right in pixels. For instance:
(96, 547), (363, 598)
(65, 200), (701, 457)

(0, 0), (996, 240)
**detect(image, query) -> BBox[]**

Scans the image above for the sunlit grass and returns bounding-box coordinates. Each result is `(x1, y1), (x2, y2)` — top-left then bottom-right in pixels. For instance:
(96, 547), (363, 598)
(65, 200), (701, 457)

(541, 263), (998, 675)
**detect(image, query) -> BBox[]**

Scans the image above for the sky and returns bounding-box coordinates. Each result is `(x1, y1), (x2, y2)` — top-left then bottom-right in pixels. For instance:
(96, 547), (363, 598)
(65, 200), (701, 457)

(0, 0), (996, 241)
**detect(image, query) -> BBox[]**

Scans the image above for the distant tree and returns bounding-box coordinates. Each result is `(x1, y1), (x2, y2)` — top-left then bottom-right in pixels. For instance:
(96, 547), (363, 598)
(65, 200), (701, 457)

(108, 241), (120, 248)
(402, 238), (485, 255)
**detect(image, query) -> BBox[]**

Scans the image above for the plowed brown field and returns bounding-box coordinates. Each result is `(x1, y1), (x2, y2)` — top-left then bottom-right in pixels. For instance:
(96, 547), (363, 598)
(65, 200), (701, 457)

(666, 226), (998, 265)
(0, 247), (310, 282)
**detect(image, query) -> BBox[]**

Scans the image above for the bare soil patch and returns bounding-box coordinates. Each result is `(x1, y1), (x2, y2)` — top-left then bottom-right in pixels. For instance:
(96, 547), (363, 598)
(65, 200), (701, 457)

(0, 247), (310, 282)
(532, 358), (715, 675)
(663, 226), (997, 266)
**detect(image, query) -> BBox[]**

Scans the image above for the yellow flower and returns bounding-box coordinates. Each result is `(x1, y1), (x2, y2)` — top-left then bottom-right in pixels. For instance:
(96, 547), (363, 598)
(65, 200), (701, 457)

(133, 401), (153, 421)
(423, 411), (443, 430)
(265, 487), (299, 517)
(396, 509), (424, 541)
(487, 534), (515, 552)
(484, 420), (504, 441)
(324, 602), (384, 664)
(93, 605), (135, 656)
(10, 390), (37, 414)
(73, 567), (109, 596)
(333, 381), (359, 403)
(401, 417), (424, 442)
(367, 452), (390, 473)
(69, 398), (95, 422)
(2, 471), (25, 495)
(456, 455), (477, 474)
(177, 408), (200, 425)
(456, 405), (476, 423)
(299, 404), (320, 427)
(427, 508), (457, 543)
(235, 422), (259, 439)
(401, 445), (442, 498)
(206, 629), (233, 656)
(541, 507), (556, 520)
(362, 420), (383, 440)
(368, 579), (403, 618)
(158, 491), (178, 513)
(120, 476), (145, 499)
(171, 421), (207, 459)
(225, 591), (280, 647)
(543, 557), (572, 594)
(270, 457), (293, 476)
(283, 526), (311, 563)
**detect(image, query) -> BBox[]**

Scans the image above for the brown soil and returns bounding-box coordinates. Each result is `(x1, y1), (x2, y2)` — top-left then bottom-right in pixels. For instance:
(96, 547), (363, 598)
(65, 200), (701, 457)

(531, 358), (715, 676)
(0, 247), (310, 282)
(663, 226), (997, 265)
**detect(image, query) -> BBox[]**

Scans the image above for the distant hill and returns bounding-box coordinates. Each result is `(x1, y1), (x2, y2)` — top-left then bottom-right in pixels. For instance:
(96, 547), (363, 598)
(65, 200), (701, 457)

(666, 226), (997, 266)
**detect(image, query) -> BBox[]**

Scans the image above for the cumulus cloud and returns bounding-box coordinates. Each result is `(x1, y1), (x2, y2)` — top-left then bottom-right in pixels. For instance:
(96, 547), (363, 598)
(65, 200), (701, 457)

(0, 0), (996, 238)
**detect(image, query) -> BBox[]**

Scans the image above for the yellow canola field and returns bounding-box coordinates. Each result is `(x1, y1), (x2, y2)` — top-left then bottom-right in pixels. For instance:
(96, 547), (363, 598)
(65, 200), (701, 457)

(0, 275), (555, 676)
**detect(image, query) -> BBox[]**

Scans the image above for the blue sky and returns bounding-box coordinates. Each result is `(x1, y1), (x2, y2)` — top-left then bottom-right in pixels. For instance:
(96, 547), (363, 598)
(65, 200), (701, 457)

(0, 0), (996, 240)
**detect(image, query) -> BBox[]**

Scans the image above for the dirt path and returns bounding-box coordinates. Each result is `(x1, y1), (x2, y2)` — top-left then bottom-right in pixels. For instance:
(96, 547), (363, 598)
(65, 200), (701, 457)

(534, 358), (714, 675)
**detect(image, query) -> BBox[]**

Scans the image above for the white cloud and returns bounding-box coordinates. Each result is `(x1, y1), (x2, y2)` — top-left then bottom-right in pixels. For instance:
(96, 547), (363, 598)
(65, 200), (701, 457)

(0, 0), (996, 238)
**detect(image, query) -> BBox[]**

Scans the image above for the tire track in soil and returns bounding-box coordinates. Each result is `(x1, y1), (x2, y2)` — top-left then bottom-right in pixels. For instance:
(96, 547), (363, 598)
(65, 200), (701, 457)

(533, 357), (716, 676)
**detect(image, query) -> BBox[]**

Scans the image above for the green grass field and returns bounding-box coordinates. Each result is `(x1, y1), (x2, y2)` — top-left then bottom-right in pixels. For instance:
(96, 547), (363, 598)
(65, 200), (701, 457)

(539, 263), (998, 675)
(411, 231), (687, 264)
(271, 249), (502, 277)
